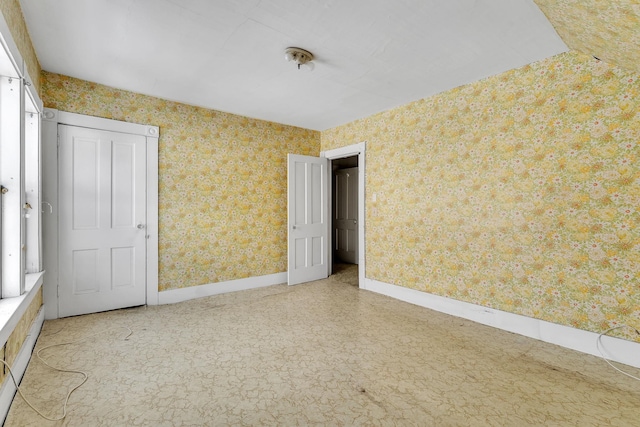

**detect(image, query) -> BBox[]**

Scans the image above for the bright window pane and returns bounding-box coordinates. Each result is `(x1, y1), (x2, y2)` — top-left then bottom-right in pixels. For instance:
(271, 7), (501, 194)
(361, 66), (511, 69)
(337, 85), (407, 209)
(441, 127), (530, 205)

(0, 34), (19, 80)
(25, 89), (41, 273)
(0, 75), (24, 297)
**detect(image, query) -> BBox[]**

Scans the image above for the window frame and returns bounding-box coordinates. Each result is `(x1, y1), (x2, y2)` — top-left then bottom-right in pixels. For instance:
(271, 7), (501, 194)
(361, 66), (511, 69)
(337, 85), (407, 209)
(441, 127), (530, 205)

(0, 18), (43, 300)
(24, 81), (42, 275)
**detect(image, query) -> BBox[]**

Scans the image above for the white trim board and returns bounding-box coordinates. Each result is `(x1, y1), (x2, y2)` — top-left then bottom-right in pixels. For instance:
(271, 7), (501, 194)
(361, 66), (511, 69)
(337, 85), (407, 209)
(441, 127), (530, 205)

(363, 278), (640, 369)
(0, 306), (45, 424)
(0, 272), (44, 347)
(0, 9), (24, 78)
(158, 272), (287, 305)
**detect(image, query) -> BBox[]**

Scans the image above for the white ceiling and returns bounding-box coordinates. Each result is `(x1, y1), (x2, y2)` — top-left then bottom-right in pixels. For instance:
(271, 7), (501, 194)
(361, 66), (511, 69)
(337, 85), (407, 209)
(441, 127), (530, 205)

(20, 0), (567, 131)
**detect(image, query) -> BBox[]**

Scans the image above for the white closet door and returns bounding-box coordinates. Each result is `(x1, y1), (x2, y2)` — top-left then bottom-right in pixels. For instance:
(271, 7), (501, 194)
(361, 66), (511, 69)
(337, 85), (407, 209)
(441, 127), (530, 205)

(58, 125), (147, 317)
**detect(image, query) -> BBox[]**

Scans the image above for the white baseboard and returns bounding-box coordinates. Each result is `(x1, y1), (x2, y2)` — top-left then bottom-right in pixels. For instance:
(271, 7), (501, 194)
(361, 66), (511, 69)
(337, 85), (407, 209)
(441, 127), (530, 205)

(363, 278), (640, 369)
(0, 307), (45, 424)
(158, 272), (288, 305)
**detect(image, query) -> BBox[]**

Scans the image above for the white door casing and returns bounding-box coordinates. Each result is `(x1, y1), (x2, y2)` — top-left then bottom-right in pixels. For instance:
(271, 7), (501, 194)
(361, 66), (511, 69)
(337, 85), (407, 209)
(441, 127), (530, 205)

(58, 125), (147, 317)
(322, 142), (366, 288)
(334, 167), (358, 264)
(287, 154), (329, 285)
(42, 109), (159, 320)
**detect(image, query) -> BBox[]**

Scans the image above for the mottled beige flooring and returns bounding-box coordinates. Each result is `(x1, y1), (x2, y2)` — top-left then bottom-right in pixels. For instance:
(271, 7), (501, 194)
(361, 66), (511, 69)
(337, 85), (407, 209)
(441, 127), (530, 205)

(6, 264), (640, 426)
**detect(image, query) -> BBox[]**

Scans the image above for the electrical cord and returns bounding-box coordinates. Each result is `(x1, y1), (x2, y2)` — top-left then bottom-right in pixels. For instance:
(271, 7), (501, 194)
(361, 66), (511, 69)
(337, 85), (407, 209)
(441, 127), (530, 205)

(1, 326), (132, 421)
(596, 325), (640, 382)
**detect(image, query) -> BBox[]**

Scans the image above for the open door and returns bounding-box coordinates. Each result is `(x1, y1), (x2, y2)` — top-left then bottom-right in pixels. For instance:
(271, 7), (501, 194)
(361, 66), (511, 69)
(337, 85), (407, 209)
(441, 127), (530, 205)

(288, 154), (329, 285)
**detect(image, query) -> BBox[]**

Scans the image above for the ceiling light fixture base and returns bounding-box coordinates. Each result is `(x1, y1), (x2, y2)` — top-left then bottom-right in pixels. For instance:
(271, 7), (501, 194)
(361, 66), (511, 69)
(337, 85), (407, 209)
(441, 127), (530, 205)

(284, 47), (315, 71)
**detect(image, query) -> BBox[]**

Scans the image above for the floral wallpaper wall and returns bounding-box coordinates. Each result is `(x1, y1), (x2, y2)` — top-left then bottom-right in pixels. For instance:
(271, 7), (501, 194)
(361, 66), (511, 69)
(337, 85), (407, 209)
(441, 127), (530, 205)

(0, 0), (41, 92)
(322, 51), (640, 341)
(0, 288), (42, 385)
(41, 71), (320, 291)
(534, 0), (640, 74)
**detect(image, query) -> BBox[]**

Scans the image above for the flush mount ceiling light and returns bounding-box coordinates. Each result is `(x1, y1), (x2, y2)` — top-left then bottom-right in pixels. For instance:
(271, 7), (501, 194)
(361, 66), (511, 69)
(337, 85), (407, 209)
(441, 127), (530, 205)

(284, 47), (315, 71)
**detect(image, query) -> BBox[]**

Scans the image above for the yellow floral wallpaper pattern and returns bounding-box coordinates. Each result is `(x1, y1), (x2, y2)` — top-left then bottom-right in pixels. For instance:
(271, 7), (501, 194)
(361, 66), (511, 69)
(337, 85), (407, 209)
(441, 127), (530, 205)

(322, 51), (640, 341)
(0, 288), (42, 385)
(534, 0), (640, 74)
(41, 72), (320, 291)
(0, 0), (41, 92)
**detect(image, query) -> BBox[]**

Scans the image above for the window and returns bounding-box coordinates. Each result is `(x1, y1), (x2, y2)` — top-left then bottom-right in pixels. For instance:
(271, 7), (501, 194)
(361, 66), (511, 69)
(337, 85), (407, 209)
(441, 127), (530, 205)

(25, 86), (41, 274)
(0, 29), (42, 299)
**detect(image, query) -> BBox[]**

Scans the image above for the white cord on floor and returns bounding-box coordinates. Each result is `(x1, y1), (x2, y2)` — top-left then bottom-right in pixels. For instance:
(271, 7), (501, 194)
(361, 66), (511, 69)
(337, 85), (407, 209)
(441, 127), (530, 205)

(596, 325), (640, 382)
(1, 326), (132, 421)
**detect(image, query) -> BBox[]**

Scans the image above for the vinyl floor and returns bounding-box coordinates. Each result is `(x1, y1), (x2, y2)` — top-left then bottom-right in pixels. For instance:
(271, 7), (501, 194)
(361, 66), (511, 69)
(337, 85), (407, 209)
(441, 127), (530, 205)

(6, 264), (640, 426)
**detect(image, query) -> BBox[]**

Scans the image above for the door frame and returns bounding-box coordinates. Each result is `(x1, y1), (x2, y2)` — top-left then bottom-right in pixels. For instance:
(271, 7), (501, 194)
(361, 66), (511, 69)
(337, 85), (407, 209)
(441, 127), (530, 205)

(42, 109), (159, 319)
(321, 142), (365, 288)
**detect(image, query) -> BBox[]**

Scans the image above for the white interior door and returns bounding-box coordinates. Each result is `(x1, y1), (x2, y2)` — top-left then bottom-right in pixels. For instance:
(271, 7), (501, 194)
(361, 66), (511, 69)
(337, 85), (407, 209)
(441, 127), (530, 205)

(334, 167), (358, 264)
(58, 124), (147, 317)
(288, 154), (329, 285)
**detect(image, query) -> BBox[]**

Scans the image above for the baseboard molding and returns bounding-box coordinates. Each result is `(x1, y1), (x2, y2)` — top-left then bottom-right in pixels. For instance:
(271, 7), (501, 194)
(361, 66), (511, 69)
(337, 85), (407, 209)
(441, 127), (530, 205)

(363, 278), (640, 369)
(0, 307), (45, 424)
(158, 272), (288, 305)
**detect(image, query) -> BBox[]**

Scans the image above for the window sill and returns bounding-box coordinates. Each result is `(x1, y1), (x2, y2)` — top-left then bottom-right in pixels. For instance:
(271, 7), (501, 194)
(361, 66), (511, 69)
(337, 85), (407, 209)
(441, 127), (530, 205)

(0, 271), (44, 346)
